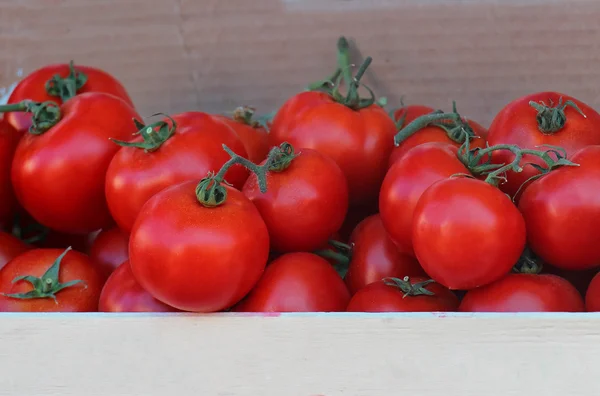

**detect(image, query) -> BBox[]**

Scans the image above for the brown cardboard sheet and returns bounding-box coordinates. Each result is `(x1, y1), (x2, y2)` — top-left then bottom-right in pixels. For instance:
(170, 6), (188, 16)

(1, 0), (599, 126)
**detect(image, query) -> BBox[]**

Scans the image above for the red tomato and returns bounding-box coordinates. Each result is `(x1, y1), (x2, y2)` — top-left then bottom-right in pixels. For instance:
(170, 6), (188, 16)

(519, 146), (600, 271)
(0, 120), (19, 229)
(0, 247), (102, 312)
(89, 228), (129, 280)
(105, 112), (249, 232)
(6, 63), (133, 136)
(232, 252), (350, 312)
(129, 180), (269, 312)
(0, 231), (30, 270)
(214, 107), (271, 164)
(487, 92), (600, 200)
(346, 277), (459, 312)
(270, 90), (396, 207)
(10, 93), (141, 234)
(413, 177), (526, 290)
(99, 260), (179, 312)
(585, 272), (600, 312)
(379, 142), (469, 257)
(459, 273), (584, 312)
(344, 214), (426, 295)
(543, 264), (597, 297)
(242, 147), (348, 253)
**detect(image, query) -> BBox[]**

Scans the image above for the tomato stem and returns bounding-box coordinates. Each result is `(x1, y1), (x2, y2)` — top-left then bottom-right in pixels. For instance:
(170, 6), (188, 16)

(0, 100), (61, 134)
(529, 97), (586, 134)
(382, 276), (436, 297)
(268, 142), (297, 172)
(110, 113), (176, 152)
(512, 247), (543, 274)
(231, 106), (274, 131)
(337, 36), (354, 88)
(45, 61), (88, 102)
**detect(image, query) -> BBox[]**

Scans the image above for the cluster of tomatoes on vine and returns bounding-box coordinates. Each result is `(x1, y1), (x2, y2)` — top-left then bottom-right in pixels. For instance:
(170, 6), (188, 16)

(1, 36), (600, 314)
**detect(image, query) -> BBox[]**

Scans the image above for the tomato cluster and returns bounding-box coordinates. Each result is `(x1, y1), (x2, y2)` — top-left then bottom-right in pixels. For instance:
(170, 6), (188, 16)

(1, 39), (600, 313)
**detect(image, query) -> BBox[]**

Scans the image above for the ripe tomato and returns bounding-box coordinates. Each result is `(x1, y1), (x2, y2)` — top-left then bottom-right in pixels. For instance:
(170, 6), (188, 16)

(105, 112), (249, 232)
(344, 214), (426, 295)
(130, 180), (269, 312)
(346, 277), (459, 312)
(585, 272), (600, 312)
(413, 177), (526, 290)
(99, 260), (179, 312)
(519, 146), (600, 271)
(0, 120), (19, 229)
(9, 93), (141, 234)
(270, 90), (396, 207)
(89, 228), (129, 281)
(459, 273), (584, 312)
(232, 252), (350, 312)
(0, 231), (30, 270)
(214, 107), (271, 163)
(6, 63), (133, 136)
(0, 247), (102, 312)
(487, 92), (600, 199)
(242, 146), (348, 253)
(379, 142), (469, 257)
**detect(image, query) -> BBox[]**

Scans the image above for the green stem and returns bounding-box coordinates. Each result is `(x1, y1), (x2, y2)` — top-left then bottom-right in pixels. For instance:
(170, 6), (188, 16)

(393, 107), (473, 146)
(529, 97), (586, 134)
(268, 142), (297, 172)
(337, 36), (353, 88)
(382, 276), (436, 298)
(0, 101), (61, 135)
(45, 61), (88, 102)
(110, 113), (176, 152)
(512, 247), (543, 274)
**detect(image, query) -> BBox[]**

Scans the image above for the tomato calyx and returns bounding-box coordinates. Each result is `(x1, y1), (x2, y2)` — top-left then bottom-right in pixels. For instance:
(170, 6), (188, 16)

(512, 247), (543, 274)
(45, 61), (88, 102)
(110, 113), (177, 152)
(529, 97), (586, 134)
(314, 240), (353, 278)
(382, 276), (436, 298)
(232, 106), (273, 131)
(268, 142), (297, 172)
(0, 100), (61, 134)
(0, 247), (86, 303)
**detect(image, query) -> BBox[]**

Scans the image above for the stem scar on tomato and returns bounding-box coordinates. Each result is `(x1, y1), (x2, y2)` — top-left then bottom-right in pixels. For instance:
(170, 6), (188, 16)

(0, 100), (61, 135)
(45, 60), (88, 102)
(529, 97), (586, 134)
(382, 276), (436, 298)
(110, 113), (177, 153)
(0, 247), (86, 303)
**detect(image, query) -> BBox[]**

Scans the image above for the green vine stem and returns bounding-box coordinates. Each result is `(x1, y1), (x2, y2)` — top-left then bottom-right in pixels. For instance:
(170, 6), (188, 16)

(512, 247), (543, 274)
(337, 36), (354, 88)
(0, 101), (61, 134)
(45, 61), (88, 102)
(529, 97), (586, 134)
(110, 113), (176, 152)
(195, 142), (290, 208)
(313, 240), (354, 279)
(232, 106), (274, 131)
(382, 276), (436, 298)
(1, 247), (86, 302)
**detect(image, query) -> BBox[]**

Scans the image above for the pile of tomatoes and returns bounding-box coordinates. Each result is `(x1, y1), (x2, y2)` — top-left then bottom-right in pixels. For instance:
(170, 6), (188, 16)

(1, 37), (600, 314)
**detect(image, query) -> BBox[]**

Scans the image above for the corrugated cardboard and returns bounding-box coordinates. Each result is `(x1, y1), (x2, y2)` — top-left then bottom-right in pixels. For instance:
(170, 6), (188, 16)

(1, 0), (599, 126)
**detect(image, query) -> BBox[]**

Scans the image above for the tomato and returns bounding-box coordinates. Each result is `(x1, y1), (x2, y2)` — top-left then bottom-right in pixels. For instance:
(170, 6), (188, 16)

(459, 273), (584, 312)
(519, 146), (600, 271)
(6, 63), (133, 136)
(129, 180), (269, 312)
(9, 93), (141, 234)
(337, 204), (379, 242)
(487, 92), (600, 200)
(379, 142), (469, 257)
(346, 277), (459, 312)
(105, 112), (249, 232)
(270, 90), (396, 208)
(89, 227), (129, 280)
(0, 247), (102, 312)
(0, 231), (30, 270)
(0, 120), (19, 229)
(242, 146), (348, 253)
(344, 214), (426, 295)
(413, 177), (526, 290)
(214, 106), (271, 163)
(99, 260), (179, 312)
(585, 272), (600, 312)
(543, 264), (597, 297)
(232, 252), (350, 312)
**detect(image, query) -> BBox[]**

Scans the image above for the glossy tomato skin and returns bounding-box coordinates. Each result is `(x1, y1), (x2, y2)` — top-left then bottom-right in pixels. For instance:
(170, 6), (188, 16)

(242, 148), (348, 253)
(346, 278), (459, 312)
(232, 252), (350, 312)
(130, 180), (269, 312)
(0, 121), (20, 229)
(379, 142), (469, 257)
(487, 92), (600, 199)
(89, 227), (129, 281)
(585, 272), (600, 312)
(215, 115), (271, 164)
(413, 178), (526, 290)
(0, 231), (30, 270)
(99, 260), (179, 312)
(6, 64), (133, 136)
(344, 214), (426, 295)
(270, 91), (396, 207)
(11, 92), (141, 234)
(0, 248), (103, 312)
(519, 146), (600, 271)
(459, 273), (584, 312)
(105, 112), (249, 232)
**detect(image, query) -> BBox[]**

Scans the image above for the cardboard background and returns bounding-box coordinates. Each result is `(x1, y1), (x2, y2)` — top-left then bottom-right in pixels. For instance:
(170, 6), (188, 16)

(1, 0), (599, 126)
